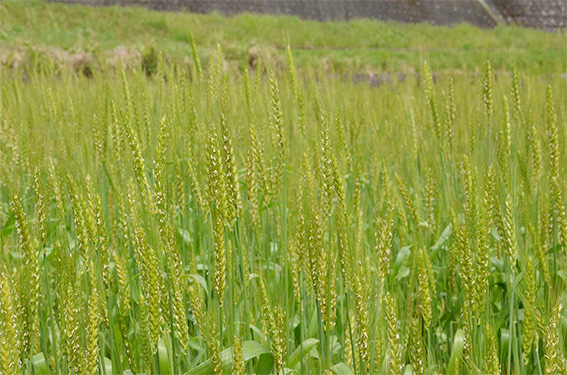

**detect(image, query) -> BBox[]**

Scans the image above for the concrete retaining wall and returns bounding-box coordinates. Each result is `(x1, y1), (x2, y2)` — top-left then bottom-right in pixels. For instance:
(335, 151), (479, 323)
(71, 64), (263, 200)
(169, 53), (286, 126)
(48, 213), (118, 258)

(47, 0), (566, 31)
(488, 0), (566, 30)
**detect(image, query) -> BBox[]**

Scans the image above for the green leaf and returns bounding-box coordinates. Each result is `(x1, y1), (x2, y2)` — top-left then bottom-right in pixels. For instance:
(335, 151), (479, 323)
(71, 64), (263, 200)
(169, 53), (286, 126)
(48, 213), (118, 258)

(189, 274), (209, 295)
(32, 353), (51, 375)
(255, 346), (275, 375)
(490, 227), (501, 241)
(395, 265), (411, 280)
(0, 212), (15, 238)
(431, 224), (451, 251)
(103, 357), (113, 375)
(308, 347), (319, 360)
(286, 338), (319, 369)
(392, 245), (412, 282)
(557, 270), (567, 283)
(178, 227), (193, 245)
(241, 341), (272, 372)
(186, 340), (272, 375)
(249, 324), (267, 342)
(330, 362), (355, 375)
(447, 329), (465, 375)
(393, 245), (412, 271)
(187, 337), (204, 352)
(307, 308), (319, 338)
(501, 328), (510, 357)
(158, 338), (171, 374)
(490, 256), (504, 272)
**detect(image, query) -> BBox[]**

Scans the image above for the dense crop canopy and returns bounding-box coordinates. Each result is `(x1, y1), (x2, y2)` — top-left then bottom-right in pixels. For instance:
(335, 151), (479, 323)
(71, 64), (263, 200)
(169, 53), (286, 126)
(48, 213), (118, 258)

(0, 50), (565, 374)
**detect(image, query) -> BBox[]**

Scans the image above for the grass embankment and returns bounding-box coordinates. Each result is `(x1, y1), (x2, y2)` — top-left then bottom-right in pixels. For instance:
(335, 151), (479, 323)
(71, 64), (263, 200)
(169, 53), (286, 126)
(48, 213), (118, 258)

(1, 0), (566, 74)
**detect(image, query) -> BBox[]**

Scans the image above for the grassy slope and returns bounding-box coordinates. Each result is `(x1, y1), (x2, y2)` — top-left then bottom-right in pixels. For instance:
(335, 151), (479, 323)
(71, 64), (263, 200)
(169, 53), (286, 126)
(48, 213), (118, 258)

(1, 0), (566, 73)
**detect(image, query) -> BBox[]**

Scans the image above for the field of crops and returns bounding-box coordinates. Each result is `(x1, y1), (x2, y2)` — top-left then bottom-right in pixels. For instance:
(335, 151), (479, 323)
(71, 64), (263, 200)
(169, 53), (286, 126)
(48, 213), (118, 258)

(0, 23), (566, 375)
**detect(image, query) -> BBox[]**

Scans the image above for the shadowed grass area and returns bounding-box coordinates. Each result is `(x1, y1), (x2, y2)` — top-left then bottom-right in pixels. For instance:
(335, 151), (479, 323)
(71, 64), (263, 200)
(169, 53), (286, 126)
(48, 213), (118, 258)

(0, 0), (565, 73)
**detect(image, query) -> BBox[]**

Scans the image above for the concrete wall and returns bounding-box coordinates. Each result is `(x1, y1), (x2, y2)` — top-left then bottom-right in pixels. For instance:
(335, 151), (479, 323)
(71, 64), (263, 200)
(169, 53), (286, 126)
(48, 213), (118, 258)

(47, 0), (566, 31)
(488, 0), (566, 30)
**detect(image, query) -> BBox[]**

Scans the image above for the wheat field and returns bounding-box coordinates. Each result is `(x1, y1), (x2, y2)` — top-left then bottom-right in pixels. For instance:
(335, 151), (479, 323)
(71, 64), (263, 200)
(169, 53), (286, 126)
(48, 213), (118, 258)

(0, 44), (566, 375)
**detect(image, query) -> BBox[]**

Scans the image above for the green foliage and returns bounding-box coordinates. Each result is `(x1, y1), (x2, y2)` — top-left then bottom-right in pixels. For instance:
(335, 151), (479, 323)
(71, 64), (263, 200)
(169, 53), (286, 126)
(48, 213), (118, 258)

(0, 36), (565, 375)
(0, 1), (566, 74)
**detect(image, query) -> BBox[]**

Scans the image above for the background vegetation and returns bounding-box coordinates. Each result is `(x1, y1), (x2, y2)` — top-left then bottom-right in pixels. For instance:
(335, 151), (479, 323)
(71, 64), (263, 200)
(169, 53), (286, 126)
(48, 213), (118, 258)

(1, 0), (566, 74)
(0, 1), (566, 375)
